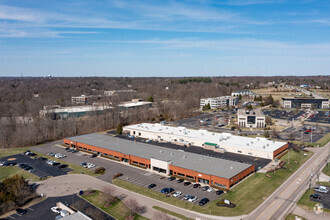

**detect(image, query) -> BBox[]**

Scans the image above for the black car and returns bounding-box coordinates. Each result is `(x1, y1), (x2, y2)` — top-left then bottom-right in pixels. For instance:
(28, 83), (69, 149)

(310, 194), (322, 200)
(38, 157), (48, 161)
(199, 198), (210, 206)
(58, 164), (68, 169)
(168, 177), (176, 181)
(17, 163), (27, 169)
(193, 183), (201, 188)
(16, 208), (27, 215)
(216, 190), (224, 195)
(202, 186), (209, 191)
(177, 179), (184, 183)
(90, 154), (97, 158)
(148, 183), (157, 189)
(24, 165), (33, 171)
(183, 182), (191, 186)
(3, 162), (17, 166)
(71, 149), (78, 153)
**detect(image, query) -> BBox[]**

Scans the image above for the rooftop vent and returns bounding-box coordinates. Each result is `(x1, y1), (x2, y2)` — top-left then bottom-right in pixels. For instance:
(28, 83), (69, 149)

(183, 155), (187, 159)
(262, 145), (265, 149)
(230, 167), (233, 169)
(246, 143), (249, 146)
(160, 150), (164, 153)
(170, 152), (174, 155)
(267, 144), (269, 147)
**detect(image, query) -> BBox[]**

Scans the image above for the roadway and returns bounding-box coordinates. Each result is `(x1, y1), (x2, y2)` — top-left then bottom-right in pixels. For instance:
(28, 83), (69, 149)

(246, 142), (330, 220)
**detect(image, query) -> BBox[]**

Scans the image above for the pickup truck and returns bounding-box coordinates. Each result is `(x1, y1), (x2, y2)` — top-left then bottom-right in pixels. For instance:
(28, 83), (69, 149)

(314, 186), (328, 194)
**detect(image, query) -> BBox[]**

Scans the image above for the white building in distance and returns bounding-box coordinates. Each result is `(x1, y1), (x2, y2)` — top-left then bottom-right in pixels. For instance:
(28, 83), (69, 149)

(231, 90), (255, 97)
(118, 99), (152, 111)
(200, 96), (239, 109)
(237, 109), (265, 128)
(123, 123), (287, 160)
(71, 95), (87, 104)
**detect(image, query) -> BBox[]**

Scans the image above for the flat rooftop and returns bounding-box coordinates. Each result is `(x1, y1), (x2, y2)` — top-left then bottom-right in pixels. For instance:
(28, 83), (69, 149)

(66, 133), (252, 179)
(118, 101), (152, 108)
(124, 123), (286, 153)
(282, 97), (328, 101)
(238, 109), (264, 117)
(40, 105), (112, 114)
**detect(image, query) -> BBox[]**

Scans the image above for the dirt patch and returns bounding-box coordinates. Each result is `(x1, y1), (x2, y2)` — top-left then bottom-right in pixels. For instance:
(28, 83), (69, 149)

(7, 158), (16, 161)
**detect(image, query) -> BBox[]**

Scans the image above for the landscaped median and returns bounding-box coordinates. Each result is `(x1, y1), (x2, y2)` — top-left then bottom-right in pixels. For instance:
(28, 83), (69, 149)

(153, 206), (194, 220)
(114, 149), (313, 216)
(285, 213), (306, 220)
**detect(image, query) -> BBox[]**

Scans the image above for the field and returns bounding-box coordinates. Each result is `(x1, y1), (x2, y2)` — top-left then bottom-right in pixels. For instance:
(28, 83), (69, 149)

(114, 149), (313, 216)
(81, 190), (148, 220)
(322, 163), (330, 176)
(0, 166), (41, 182)
(153, 206), (194, 220)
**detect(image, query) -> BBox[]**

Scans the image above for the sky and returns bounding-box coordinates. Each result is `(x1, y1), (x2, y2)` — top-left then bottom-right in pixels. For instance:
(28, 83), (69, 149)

(0, 0), (330, 77)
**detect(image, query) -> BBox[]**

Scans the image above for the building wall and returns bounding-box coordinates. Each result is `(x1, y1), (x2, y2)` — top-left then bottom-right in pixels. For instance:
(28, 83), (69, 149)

(228, 165), (255, 187)
(273, 143), (288, 158)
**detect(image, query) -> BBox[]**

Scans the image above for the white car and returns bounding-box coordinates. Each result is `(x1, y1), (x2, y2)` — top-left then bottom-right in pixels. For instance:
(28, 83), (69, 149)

(46, 160), (55, 165)
(55, 153), (66, 159)
(173, 191), (182, 198)
(188, 196), (198, 203)
(87, 163), (95, 169)
(0, 161), (5, 166)
(51, 207), (62, 214)
(207, 187), (214, 192)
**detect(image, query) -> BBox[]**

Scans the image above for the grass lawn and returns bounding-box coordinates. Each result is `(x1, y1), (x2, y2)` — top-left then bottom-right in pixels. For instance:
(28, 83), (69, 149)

(153, 206), (194, 220)
(0, 166), (41, 182)
(81, 190), (148, 220)
(0, 147), (30, 158)
(322, 163), (330, 176)
(285, 213), (306, 220)
(114, 149), (313, 216)
(297, 187), (330, 213)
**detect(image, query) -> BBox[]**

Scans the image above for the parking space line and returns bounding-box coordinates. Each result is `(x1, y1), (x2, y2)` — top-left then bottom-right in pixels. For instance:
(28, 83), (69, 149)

(7, 215), (15, 219)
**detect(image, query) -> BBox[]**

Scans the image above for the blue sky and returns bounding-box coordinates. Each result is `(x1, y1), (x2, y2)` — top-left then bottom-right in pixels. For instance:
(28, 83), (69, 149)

(0, 0), (330, 77)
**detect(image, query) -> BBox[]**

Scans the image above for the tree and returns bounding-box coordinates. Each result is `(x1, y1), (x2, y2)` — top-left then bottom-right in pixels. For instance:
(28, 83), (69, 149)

(246, 104), (253, 110)
(238, 94), (242, 100)
(101, 186), (116, 207)
(202, 103), (211, 111)
(289, 132), (295, 141)
(271, 129), (279, 138)
(153, 211), (171, 220)
(265, 116), (272, 125)
(147, 96), (154, 102)
(125, 198), (143, 217)
(264, 130), (270, 138)
(116, 124), (123, 134)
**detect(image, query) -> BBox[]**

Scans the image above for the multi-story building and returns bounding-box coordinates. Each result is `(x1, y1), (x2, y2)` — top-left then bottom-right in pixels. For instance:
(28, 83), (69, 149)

(282, 97), (329, 109)
(231, 90), (255, 97)
(200, 96), (239, 109)
(237, 109), (265, 128)
(71, 95), (87, 104)
(118, 99), (152, 111)
(123, 123), (287, 160)
(64, 133), (255, 189)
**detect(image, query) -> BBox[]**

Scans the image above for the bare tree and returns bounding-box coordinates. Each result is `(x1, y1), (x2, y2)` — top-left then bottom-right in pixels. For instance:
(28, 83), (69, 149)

(101, 186), (116, 207)
(125, 198), (143, 217)
(152, 211), (171, 220)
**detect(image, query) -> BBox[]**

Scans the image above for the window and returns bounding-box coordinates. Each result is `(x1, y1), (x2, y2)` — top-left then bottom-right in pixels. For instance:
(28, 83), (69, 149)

(214, 182), (227, 188)
(133, 161), (138, 165)
(103, 153), (108, 156)
(139, 163), (145, 166)
(186, 175), (194, 180)
(109, 155), (113, 158)
(83, 148), (87, 150)
(238, 150), (242, 153)
(248, 152), (252, 155)
(177, 173), (185, 177)
(114, 156), (119, 160)
(88, 149), (92, 152)
(79, 147), (82, 149)
(139, 132), (141, 136)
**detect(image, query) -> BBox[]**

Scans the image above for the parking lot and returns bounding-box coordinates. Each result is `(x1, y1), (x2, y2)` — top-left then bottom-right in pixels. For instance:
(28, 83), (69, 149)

(306, 111), (330, 124)
(310, 184), (330, 210)
(280, 126), (330, 143)
(116, 172), (220, 204)
(0, 154), (71, 179)
(6, 194), (114, 220)
(31, 144), (223, 204)
(263, 110), (306, 121)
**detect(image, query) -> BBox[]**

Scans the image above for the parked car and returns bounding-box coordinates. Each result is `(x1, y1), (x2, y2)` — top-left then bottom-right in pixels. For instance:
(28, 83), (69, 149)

(17, 163), (27, 169)
(38, 157), (48, 161)
(168, 177), (176, 181)
(177, 179), (184, 183)
(87, 163), (95, 169)
(71, 149), (78, 153)
(0, 161), (5, 166)
(81, 162), (87, 168)
(90, 154), (97, 158)
(51, 207), (62, 214)
(52, 162), (60, 166)
(55, 153), (66, 159)
(58, 164), (68, 169)
(188, 196), (198, 203)
(183, 195), (192, 200)
(148, 184), (157, 189)
(65, 147), (70, 151)
(16, 208), (27, 215)
(314, 186), (328, 194)
(207, 187), (214, 192)
(48, 152), (56, 157)
(183, 182), (191, 186)
(202, 186), (209, 191)
(173, 191), (182, 198)
(161, 188), (174, 194)
(216, 190), (224, 195)
(193, 183), (201, 188)
(46, 160), (55, 165)
(199, 198), (210, 206)
(2, 162), (17, 166)
(310, 194), (322, 200)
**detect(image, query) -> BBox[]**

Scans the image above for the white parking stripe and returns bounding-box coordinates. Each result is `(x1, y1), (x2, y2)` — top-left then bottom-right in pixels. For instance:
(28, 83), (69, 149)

(8, 216), (15, 219)
(27, 207), (34, 211)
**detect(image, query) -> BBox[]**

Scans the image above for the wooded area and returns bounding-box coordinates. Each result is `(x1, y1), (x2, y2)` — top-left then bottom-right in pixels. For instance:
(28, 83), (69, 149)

(0, 76), (327, 148)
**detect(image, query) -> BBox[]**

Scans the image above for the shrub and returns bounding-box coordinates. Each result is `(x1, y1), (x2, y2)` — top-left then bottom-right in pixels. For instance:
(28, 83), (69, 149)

(94, 167), (106, 174)
(113, 172), (123, 179)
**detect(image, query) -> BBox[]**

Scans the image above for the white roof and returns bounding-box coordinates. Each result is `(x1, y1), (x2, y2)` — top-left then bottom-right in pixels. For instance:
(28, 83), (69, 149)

(118, 101), (152, 108)
(124, 123), (286, 153)
(40, 105), (112, 114)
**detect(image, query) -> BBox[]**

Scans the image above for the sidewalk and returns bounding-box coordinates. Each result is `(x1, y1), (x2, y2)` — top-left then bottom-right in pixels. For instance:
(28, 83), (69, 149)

(292, 205), (330, 220)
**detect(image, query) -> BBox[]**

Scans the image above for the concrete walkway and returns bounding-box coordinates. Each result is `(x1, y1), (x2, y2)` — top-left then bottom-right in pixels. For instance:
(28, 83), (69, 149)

(36, 174), (246, 220)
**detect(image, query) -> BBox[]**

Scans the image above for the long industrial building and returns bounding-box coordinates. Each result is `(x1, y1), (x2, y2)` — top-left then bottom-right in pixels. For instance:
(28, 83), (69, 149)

(123, 123), (288, 160)
(64, 133), (255, 189)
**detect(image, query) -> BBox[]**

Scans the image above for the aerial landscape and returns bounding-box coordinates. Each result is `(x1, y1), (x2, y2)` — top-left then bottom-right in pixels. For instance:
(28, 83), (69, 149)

(0, 1), (329, 220)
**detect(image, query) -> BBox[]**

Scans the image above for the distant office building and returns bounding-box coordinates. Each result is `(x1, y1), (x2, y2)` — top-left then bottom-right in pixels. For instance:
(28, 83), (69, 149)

(237, 109), (265, 128)
(200, 96), (239, 109)
(39, 105), (112, 119)
(71, 95), (87, 104)
(118, 99), (152, 111)
(231, 90), (255, 97)
(282, 97), (329, 109)
(300, 84), (309, 88)
(104, 89), (137, 96)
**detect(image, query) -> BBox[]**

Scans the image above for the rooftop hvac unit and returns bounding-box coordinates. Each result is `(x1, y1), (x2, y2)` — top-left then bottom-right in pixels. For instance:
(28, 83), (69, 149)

(160, 150), (164, 153)
(267, 144), (269, 147)
(183, 155), (187, 159)
(246, 143), (249, 146)
(251, 141), (253, 144)
(170, 152), (174, 155)
(262, 145), (265, 149)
